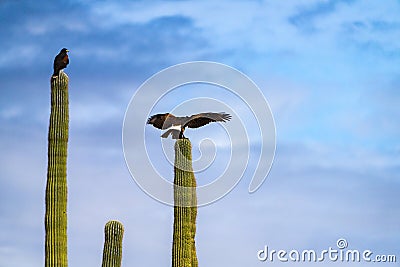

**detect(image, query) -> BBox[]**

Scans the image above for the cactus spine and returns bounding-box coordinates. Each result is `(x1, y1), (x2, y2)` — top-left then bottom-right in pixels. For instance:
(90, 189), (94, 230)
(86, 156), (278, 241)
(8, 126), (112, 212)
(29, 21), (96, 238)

(44, 72), (69, 267)
(172, 139), (198, 267)
(101, 220), (124, 267)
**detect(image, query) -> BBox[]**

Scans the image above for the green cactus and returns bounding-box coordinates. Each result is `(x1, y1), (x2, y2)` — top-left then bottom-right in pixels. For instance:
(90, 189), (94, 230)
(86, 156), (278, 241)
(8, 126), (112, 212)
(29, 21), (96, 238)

(172, 139), (198, 267)
(44, 72), (69, 267)
(101, 220), (124, 267)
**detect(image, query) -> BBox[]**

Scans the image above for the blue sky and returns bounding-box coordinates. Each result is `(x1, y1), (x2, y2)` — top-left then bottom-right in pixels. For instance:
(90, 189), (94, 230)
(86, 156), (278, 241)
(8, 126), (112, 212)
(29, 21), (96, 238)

(1, 0), (399, 266)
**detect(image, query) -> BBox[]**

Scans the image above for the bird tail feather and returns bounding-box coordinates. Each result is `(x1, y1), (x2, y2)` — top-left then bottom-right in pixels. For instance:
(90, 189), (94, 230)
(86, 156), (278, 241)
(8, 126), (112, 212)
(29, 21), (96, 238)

(161, 129), (180, 139)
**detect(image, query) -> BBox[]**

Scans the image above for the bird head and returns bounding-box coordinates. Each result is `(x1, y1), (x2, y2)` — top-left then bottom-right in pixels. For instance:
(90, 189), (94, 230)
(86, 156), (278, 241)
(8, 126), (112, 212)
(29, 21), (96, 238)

(60, 48), (69, 53)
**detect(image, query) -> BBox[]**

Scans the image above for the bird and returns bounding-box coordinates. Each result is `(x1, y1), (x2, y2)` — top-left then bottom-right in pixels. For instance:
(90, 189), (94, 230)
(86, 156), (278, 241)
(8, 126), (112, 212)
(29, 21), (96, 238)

(52, 48), (69, 78)
(147, 112), (232, 139)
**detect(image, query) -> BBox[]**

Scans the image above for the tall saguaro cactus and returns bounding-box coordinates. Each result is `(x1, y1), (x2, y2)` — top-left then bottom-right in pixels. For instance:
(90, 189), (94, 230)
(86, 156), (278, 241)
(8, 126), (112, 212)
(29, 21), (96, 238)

(172, 139), (198, 267)
(101, 220), (125, 267)
(44, 72), (69, 267)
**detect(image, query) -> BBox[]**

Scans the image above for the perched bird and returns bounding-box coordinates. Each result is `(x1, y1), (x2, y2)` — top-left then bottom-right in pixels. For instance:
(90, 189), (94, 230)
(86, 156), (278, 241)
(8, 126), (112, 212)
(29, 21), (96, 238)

(147, 112), (231, 139)
(52, 48), (69, 78)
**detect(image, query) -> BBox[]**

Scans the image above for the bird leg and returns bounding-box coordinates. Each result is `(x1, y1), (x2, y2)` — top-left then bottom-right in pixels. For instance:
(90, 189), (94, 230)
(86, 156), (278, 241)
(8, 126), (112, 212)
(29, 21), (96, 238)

(179, 128), (187, 139)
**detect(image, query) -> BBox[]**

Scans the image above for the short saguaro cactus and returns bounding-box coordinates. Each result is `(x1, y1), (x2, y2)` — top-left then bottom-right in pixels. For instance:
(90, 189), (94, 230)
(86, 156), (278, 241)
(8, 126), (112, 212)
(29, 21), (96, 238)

(101, 220), (125, 267)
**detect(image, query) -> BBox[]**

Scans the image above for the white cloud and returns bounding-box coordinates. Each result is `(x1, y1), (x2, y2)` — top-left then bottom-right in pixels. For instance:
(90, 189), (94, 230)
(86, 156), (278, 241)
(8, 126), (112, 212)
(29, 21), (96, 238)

(70, 100), (123, 126)
(0, 106), (23, 120)
(0, 45), (38, 67)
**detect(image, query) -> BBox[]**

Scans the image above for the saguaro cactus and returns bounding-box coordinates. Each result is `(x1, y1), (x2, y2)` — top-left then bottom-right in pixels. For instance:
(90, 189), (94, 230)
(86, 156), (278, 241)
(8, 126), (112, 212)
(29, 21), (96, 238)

(101, 220), (124, 267)
(44, 72), (69, 267)
(172, 139), (198, 267)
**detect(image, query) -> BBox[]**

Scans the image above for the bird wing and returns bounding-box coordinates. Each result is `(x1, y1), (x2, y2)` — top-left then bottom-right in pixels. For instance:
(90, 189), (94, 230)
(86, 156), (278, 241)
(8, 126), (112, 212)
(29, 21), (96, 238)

(147, 113), (175, 129)
(184, 112), (231, 128)
(63, 55), (69, 65)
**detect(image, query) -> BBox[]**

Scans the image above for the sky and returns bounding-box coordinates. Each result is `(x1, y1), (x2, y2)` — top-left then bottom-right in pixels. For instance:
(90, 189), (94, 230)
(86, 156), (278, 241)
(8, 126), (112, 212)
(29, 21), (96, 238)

(0, 0), (399, 266)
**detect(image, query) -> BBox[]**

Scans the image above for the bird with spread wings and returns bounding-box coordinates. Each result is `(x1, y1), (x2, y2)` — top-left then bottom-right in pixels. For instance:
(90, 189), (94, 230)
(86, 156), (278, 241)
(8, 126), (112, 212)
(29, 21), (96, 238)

(147, 112), (231, 139)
